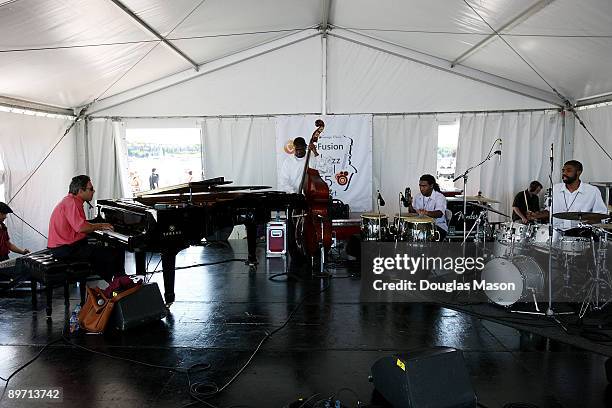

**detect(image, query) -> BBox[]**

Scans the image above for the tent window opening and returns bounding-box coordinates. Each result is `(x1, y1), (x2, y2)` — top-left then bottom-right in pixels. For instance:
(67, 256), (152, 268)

(125, 128), (202, 195)
(437, 120), (460, 192)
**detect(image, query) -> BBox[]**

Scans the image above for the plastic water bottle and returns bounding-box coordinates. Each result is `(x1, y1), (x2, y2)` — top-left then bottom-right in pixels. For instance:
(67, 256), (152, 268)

(69, 305), (81, 334)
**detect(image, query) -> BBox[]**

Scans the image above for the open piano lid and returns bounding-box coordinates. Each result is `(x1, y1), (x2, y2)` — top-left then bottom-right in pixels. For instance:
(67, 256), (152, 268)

(135, 177), (272, 197)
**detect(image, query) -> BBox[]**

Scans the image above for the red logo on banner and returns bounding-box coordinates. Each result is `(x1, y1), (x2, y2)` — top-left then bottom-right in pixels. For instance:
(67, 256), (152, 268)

(335, 171), (349, 186)
(284, 140), (295, 155)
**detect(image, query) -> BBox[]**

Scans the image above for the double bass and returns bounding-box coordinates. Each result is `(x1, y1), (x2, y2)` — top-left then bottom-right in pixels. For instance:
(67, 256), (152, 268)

(296, 119), (333, 259)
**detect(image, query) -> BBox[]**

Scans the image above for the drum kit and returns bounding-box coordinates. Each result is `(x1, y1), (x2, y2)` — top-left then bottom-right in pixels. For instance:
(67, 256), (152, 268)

(360, 212), (439, 242)
(484, 210), (612, 314)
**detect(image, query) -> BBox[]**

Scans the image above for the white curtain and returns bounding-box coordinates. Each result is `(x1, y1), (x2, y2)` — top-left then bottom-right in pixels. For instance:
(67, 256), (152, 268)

(86, 119), (130, 205)
(454, 111), (563, 221)
(201, 117), (277, 186)
(573, 105), (612, 182)
(0, 111), (77, 252)
(373, 115), (438, 215)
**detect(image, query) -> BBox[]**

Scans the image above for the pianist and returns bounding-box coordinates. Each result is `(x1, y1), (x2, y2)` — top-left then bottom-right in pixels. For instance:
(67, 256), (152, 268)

(47, 175), (125, 282)
(0, 202), (30, 261)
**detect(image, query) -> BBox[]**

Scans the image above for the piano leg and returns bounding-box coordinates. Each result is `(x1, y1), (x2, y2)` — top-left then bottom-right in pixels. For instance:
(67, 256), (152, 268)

(135, 252), (146, 275)
(161, 249), (179, 306)
(245, 222), (258, 266)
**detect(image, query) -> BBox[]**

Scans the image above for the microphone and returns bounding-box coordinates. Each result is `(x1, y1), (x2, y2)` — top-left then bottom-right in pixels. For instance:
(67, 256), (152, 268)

(401, 187), (411, 207)
(377, 190), (386, 207)
(494, 139), (502, 163)
(550, 143), (554, 163)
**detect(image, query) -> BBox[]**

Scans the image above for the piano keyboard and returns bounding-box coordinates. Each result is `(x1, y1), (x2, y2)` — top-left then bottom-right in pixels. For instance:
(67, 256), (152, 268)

(0, 258), (17, 270)
(93, 229), (130, 243)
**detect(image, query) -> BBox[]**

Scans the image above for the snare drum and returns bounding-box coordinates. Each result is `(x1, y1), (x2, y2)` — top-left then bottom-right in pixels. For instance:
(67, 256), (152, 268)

(361, 213), (389, 241)
(394, 214), (438, 242)
(530, 224), (590, 255)
(481, 256), (544, 307)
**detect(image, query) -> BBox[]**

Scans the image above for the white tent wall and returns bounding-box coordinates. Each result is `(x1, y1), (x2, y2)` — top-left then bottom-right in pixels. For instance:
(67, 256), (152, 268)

(0, 111), (77, 253)
(92, 36), (322, 117)
(373, 115), (438, 216)
(454, 111), (563, 221)
(84, 119), (131, 206)
(201, 117), (277, 186)
(572, 105), (612, 183)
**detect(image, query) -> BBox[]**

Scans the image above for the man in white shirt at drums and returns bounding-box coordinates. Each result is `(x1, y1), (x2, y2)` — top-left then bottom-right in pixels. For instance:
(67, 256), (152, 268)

(544, 160), (608, 239)
(407, 174), (449, 241)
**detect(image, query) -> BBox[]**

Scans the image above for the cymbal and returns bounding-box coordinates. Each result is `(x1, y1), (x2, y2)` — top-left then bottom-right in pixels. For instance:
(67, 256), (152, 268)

(456, 195), (499, 204)
(593, 223), (612, 231)
(467, 202), (510, 218)
(553, 211), (609, 223)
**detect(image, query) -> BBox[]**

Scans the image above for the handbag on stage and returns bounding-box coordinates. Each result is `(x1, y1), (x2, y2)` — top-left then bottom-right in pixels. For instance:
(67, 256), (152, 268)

(78, 284), (141, 333)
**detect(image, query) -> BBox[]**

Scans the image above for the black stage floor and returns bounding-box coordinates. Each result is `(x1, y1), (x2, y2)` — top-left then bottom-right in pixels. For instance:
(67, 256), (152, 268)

(1, 240), (611, 408)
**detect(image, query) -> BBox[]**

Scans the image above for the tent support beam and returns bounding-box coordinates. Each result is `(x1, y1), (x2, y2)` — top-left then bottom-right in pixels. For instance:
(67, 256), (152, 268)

(575, 93), (612, 108)
(451, 0), (555, 68)
(108, 0), (199, 71)
(0, 95), (74, 116)
(329, 28), (563, 107)
(85, 29), (319, 115)
(320, 0), (332, 33)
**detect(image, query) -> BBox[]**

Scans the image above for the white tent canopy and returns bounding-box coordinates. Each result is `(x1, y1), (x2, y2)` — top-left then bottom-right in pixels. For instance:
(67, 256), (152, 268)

(1, 0), (612, 112)
(2, 0), (612, 249)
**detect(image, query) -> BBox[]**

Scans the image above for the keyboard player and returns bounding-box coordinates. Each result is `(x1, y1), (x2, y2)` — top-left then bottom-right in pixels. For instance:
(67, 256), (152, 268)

(47, 175), (126, 282)
(0, 202), (29, 262)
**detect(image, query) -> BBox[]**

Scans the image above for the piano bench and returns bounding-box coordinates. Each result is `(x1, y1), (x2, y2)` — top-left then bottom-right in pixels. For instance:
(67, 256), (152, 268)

(23, 252), (93, 317)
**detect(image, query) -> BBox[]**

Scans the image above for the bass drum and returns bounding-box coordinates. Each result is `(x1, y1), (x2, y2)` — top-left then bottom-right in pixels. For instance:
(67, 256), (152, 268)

(480, 256), (544, 307)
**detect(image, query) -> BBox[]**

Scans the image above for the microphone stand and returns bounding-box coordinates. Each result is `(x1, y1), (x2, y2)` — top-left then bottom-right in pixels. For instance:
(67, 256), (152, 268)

(453, 140), (499, 245)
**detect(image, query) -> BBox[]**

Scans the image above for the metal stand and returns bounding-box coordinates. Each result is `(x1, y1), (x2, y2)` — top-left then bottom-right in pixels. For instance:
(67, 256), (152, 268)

(579, 232), (612, 317)
(453, 139), (500, 245)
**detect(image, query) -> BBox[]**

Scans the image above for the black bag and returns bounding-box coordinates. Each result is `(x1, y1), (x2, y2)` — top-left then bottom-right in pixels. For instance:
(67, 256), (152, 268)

(330, 199), (349, 219)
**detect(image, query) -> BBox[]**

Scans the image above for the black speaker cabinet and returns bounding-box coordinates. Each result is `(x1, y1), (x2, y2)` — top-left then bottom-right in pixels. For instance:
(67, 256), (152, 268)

(111, 283), (167, 331)
(370, 347), (476, 408)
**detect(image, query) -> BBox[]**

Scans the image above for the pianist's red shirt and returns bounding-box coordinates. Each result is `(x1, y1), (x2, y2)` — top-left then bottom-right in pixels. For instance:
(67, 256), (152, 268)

(48, 194), (87, 248)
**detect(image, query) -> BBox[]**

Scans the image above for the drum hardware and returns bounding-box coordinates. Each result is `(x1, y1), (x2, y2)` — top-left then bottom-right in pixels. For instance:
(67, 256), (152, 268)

(453, 138), (502, 243)
(578, 226), (612, 318)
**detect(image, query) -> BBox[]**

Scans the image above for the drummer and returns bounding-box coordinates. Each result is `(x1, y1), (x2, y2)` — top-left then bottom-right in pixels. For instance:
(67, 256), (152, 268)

(543, 160), (608, 237)
(511, 180), (548, 224)
(407, 174), (448, 241)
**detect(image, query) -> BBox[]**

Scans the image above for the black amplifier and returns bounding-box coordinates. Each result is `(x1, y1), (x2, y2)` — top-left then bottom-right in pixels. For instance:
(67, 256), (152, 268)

(446, 198), (485, 239)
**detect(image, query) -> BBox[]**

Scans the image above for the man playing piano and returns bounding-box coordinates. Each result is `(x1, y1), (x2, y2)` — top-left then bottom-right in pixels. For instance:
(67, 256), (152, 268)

(0, 202), (30, 262)
(47, 175), (125, 282)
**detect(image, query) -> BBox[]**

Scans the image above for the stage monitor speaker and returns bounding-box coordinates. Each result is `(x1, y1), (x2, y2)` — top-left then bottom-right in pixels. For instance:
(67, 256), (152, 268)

(111, 283), (167, 331)
(370, 347), (476, 408)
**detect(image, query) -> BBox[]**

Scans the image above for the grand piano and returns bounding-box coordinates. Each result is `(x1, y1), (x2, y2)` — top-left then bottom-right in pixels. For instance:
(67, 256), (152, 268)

(93, 177), (305, 304)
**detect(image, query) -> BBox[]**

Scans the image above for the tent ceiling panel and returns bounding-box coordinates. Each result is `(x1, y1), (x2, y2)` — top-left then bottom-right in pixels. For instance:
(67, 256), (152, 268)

(461, 36), (612, 102)
(95, 45), (192, 101)
(168, 0), (320, 37)
(0, 42), (165, 108)
(119, 0), (205, 37)
(0, 0), (148, 48)
(93, 36), (322, 117)
(331, 0), (534, 34)
(173, 30), (306, 65)
(327, 37), (555, 114)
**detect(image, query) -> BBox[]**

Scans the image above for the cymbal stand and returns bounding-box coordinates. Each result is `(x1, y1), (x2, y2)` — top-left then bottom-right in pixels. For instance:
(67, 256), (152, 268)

(453, 139), (499, 245)
(579, 229), (611, 317)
